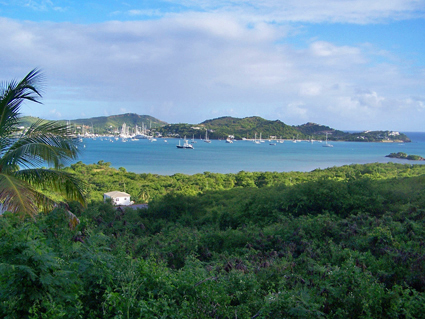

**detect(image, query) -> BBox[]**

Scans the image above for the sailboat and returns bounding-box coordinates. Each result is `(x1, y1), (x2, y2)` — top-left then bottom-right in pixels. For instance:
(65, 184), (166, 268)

(204, 130), (211, 143)
(322, 132), (333, 147)
(177, 136), (194, 149)
(253, 133), (260, 144)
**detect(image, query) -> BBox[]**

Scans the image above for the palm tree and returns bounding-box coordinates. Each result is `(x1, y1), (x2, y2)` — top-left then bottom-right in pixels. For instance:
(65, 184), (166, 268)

(0, 69), (85, 217)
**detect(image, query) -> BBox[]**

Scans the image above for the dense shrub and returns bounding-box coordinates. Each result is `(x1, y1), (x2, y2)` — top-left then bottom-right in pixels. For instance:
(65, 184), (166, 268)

(2, 163), (425, 317)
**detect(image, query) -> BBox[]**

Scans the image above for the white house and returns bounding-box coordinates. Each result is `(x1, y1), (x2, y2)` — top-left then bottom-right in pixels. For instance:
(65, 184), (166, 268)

(103, 191), (133, 206)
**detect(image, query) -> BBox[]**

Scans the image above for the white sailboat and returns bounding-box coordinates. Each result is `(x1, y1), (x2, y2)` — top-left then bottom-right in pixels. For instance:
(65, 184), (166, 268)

(322, 132), (333, 147)
(260, 132), (265, 143)
(134, 123), (149, 139)
(253, 133), (260, 144)
(204, 130), (211, 143)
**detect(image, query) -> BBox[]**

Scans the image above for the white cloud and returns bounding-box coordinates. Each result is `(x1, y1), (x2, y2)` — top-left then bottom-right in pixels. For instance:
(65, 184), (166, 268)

(0, 13), (424, 130)
(300, 83), (322, 96)
(5, 0), (425, 25)
(353, 89), (385, 108)
(164, 0), (425, 24)
(23, 0), (53, 11)
(310, 41), (361, 58)
(49, 108), (62, 118)
(126, 9), (163, 17)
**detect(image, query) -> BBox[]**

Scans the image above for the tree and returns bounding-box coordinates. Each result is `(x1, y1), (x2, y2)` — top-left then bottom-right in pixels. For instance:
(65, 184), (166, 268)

(0, 69), (85, 217)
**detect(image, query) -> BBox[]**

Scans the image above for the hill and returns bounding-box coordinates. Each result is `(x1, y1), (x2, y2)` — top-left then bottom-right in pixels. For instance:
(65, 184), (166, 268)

(296, 122), (411, 142)
(19, 114), (411, 142)
(19, 116), (46, 128)
(202, 116), (302, 140)
(158, 116), (411, 142)
(20, 113), (167, 135)
(71, 113), (167, 135)
(158, 116), (305, 140)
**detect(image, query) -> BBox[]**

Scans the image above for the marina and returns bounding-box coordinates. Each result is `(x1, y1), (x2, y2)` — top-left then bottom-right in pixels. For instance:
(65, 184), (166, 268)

(73, 132), (425, 175)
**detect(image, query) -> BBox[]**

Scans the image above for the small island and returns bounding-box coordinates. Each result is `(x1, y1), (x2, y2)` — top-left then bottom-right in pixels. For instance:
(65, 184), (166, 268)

(386, 152), (425, 161)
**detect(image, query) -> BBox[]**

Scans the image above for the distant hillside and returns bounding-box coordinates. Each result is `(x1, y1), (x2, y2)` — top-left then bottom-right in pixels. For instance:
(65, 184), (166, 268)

(70, 113), (167, 134)
(19, 116), (46, 128)
(157, 116), (304, 140)
(18, 114), (410, 142)
(19, 113), (167, 135)
(201, 116), (302, 140)
(296, 122), (411, 142)
(158, 116), (411, 142)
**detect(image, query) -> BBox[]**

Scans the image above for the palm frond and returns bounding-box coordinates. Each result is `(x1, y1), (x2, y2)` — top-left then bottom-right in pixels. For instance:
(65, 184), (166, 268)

(1, 120), (79, 170)
(0, 69), (87, 218)
(0, 173), (38, 217)
(0, 69), (44, 154)
(14, 168), (86, 207)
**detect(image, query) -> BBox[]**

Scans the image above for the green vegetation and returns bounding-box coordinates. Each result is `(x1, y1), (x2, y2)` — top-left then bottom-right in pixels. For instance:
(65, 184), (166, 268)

(71, 113), (167, 135)
(0, 69), (85, 217)
(20, 115), (411, 143)
(386, 152), (424, 161)
(21, 113), (167, 136)
(2, 162), (425, 317)
(200, 116), (301, 140)
(158, 117), (411, 142)
(297, 123), (411, 142)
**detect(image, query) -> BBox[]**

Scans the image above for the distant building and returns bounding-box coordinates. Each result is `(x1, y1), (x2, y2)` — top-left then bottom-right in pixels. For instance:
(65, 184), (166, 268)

(103, 191), (133, 206)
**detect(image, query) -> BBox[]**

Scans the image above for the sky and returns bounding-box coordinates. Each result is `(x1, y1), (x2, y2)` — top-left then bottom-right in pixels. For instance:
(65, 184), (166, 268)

(0, 0), (424, 131)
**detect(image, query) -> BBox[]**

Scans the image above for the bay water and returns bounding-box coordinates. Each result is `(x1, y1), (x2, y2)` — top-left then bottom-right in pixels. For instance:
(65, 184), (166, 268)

(74, 132), (425, 175)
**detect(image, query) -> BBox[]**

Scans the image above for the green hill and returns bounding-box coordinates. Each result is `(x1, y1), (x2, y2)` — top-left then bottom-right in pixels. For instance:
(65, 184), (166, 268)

(18, 114), (411, 142)
(158, 116), (305, 140)
(71, 113), (167, 134)
(20, 113), (167, 135)
(19, 116), (46, 128)
(157, 116), (411, 142)
(202, 116), (302, 140)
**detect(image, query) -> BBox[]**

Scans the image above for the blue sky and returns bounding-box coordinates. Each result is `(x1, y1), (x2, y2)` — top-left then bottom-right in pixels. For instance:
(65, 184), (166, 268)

(1, 0), (425, 131)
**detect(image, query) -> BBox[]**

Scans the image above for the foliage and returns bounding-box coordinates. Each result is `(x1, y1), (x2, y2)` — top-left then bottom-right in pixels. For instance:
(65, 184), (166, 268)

(65, 161), (425, 206)
(386, 152), (424, 161)
(297, 123), (411, 142)
(74, 113), (166, 135)
(156, 116), (411, 142)
(2, 162), (425, 317)
(0, 69), (85, 217)
(21, 114), (412, 142)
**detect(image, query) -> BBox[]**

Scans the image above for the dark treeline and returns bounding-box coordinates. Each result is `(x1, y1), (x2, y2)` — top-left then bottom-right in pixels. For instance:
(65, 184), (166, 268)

(1, 162), (425, 318)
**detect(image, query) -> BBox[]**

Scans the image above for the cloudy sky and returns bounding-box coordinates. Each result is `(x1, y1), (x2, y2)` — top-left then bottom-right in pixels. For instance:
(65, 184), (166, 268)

(1, 0), (424, 131)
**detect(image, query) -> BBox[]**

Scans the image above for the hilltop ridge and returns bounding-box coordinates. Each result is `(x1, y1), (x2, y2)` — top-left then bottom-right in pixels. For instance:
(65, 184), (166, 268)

(19, 114), (411, 142)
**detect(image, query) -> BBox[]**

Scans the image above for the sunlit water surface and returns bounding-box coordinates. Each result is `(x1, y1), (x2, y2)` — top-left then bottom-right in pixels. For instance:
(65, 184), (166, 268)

(72, 132), (425, 175)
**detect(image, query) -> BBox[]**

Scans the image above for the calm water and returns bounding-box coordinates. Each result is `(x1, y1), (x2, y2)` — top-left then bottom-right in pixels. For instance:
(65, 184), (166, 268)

(73, 132), (425, 175)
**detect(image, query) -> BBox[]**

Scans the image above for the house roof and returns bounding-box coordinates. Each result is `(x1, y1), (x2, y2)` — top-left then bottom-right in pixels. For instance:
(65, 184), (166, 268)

(104, 191), (130, 198)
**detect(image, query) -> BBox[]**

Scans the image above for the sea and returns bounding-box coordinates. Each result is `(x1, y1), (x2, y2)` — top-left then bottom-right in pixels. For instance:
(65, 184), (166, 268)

(73, 132), (425, 175)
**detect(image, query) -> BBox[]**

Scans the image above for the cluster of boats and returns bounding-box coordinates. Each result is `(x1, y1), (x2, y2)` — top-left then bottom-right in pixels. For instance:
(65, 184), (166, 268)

(176, 131), (212, 149)
(77, 126), (333, 149)
(176, 132), (334, 149)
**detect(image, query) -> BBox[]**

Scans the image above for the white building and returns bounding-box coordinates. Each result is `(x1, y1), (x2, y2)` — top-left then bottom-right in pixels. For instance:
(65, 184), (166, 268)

(103, 191), (133, 206)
